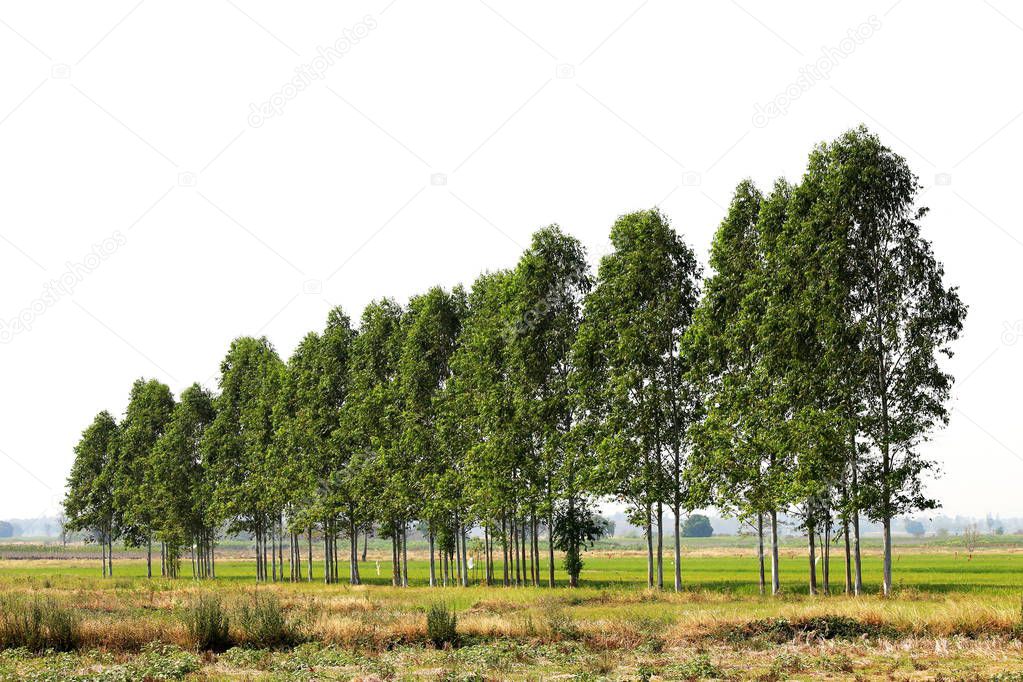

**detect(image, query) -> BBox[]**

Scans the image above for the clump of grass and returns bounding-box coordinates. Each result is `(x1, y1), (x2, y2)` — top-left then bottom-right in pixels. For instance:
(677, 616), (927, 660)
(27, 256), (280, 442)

(1013, 595), (1023, 639)
(540, 599), (578, 641)
(816, 651), (854, 673)
(237, 594), (301, 649)
(0, 595), (80, 652)
(184, 594), (232, 652)
(770, 651), (804, 674)
(666, 653), (722, 680)
(426, 602), (458, 649)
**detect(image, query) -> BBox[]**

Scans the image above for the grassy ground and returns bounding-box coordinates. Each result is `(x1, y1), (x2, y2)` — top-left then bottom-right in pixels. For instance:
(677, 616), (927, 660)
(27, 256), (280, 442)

(0, 539), (1021, 680)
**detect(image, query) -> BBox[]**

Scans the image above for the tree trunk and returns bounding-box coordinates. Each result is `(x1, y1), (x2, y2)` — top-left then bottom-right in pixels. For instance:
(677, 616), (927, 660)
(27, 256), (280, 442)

(851, 447), (863, 595)
(511, 516), (520, 586)
(401, 526), (409, 587)
(362, 529), (368, 562)
(882, 517), (893, 597)
(656, 502), (664, 590)
(673, 506), (682, 592)
(843, 517), (852, 595)
(532, 514), (540, 586)
(770, 510), (780, 595)
(307, 528), (313, 582)
(757, 513), (766, 595)
(101, 532), (107, 578)
(547, 511), (555, 588)
(255, 528), (261, 582)
(807, 522), (817, 595)
(822, 529), (831, 596)
(460, 521), (469, 587)
(325, 524), (333, 584)
(271, 527), (277, 582)
(147, 536), (152, 579)
(502, 514), (509, 586)
(645, 504), (654, 589)
(483, 524), (491, 585)
(875, 281), (894, 597)
(350, 523), (359, 585)
(429, 529), (436, 587)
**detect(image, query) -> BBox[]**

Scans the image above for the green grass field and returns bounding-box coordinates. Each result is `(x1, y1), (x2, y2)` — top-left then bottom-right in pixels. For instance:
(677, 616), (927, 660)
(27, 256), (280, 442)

(1, 537), (1021, 680)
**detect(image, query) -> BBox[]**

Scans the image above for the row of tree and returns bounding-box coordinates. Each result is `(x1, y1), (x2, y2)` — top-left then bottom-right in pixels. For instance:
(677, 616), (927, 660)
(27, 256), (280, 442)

(64, 127), (965, 595)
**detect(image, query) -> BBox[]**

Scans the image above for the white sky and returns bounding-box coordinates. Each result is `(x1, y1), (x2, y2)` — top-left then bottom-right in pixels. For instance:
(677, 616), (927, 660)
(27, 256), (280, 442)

(1, 0), (1020, 520)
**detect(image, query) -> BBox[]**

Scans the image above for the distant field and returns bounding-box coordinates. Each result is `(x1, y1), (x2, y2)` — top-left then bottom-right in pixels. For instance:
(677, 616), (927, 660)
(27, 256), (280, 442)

(1, 538), (1021, 679)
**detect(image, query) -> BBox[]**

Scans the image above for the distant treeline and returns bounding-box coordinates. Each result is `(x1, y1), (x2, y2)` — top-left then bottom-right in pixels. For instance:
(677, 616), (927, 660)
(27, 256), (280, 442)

(64, 126), (965, 595)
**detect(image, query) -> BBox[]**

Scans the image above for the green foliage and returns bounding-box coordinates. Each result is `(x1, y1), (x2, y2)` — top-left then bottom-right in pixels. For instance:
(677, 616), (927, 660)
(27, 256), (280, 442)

(61, 125), (963, 599)
(426, 602), (459, 649)
(905, 519), (926, 537)
(184, 595), (231, 652)
(681, 514), (713, 538)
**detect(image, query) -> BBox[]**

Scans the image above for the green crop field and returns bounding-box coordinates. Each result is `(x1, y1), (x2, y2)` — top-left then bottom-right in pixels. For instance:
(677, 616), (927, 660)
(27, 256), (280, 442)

(1, 538), (1022, 680)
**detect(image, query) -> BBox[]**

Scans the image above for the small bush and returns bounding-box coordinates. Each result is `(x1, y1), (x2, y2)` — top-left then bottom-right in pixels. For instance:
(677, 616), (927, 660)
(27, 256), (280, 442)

(185, 594), (232, 652)
(720, 615), (898, 644)
(771, 651), (804, 673)
(426, 602), (458, 649)
(0, 596), (80, 652)
(668, 653), (723, 680)
(817, 652), (854, 673)
(237, 594), (301, 649)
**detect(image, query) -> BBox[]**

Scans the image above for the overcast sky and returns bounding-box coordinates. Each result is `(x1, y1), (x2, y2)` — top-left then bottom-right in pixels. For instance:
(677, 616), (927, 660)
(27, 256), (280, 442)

(1, 0), (1020, 520)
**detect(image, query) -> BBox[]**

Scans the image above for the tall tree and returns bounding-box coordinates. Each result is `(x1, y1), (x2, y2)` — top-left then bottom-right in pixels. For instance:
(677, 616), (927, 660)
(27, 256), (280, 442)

(574, 208), (703, 591)
(445, 270), (520, 587)
(688, 180), (796, 595)
(150, 384), (217, 578)
(348, 299), (407, 586)
(820, 127), (966, 595)
(398, 286), (465, 587)
(507, 226), (592, 587)
(64, 411), (120, 577)
(115, 378), (175, 578)
(203, 336), (285, 582)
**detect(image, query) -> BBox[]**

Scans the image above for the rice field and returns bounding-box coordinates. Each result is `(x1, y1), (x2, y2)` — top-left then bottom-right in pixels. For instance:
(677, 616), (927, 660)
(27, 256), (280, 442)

(0, 537), (1021, 680)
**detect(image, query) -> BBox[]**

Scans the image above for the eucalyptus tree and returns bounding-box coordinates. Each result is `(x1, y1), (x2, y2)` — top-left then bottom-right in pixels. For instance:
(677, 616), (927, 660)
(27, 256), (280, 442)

(574, 208), (702, 591)
(64, 411), (120, 577)
(347, 298), (407, 586)
(316, 308), (361, 584)
(275, 307), (358, 583)
(820, 127), (966, 596)
(687, 180), (797, 595)
(398, 286), (465, 586)
(506, 226), (592, 587)
(149, 383), (216, 578)
(203, 336), (285, 582)
(115, 378), (175, 578)
(445, 270), (520, 586)
(273, 331), (323, 581)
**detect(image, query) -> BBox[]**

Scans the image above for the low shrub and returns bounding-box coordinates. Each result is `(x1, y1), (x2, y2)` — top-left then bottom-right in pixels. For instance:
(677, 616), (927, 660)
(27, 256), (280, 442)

(666, 653), (723, 680)
(0, 596), (80, 652)
(719, 615), (899, 644)
(426, 602), (458, 649)
(184, 594), (232, 652)
(237, 594), (301, 649)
